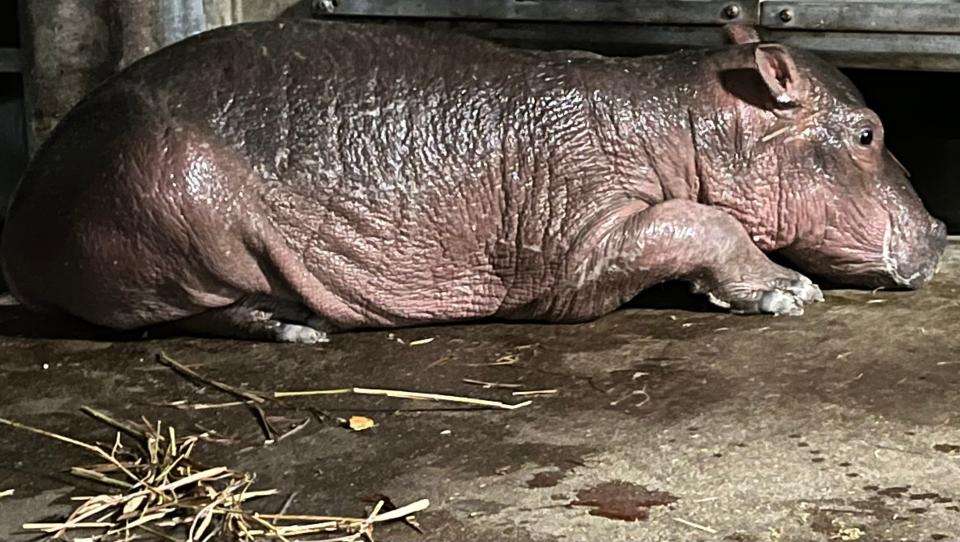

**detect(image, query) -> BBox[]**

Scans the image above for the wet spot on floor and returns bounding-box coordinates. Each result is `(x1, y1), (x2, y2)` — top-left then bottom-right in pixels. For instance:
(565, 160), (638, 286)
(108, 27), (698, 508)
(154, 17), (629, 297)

(526, 470), (564, 489)
(459, 441), (592, 480)
(598, 362), (733, 420)
(570, 481), (678, 521)
(933, 443), (960, 454)
(911, 492), (942, 500)
(446, 499), (508, 516)
(807, 496), (901, 537)
(831, 360), (960, 426)
(877, 486), (910, 497)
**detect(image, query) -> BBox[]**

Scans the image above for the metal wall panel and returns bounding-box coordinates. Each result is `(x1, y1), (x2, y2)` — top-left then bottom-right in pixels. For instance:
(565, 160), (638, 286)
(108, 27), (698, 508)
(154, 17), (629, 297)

(316, 0), (960, 34)
(316, 0), (756, 25)
(760, 1), (960, 34)
(312, 0), (960, 72)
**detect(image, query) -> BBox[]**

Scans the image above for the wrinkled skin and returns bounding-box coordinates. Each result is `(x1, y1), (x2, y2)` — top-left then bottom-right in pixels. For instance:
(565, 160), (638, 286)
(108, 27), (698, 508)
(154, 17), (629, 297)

(0, 21), (946, 343)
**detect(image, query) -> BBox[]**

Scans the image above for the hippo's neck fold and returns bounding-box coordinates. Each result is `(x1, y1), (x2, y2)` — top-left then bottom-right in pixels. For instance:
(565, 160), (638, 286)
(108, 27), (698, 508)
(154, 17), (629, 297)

(683, 92), (798, 252)
(575, 62), (704, 207)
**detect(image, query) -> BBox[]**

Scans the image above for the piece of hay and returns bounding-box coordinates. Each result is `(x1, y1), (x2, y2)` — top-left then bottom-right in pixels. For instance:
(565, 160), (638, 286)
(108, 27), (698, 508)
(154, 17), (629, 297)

(157, 352), (532, 420)
(1, 410), (428, 541)
(156, 352), (269, 404)
(672, 517), (718, 534)
(156, 352), (279, 442)
(274, 387), (532, 410)
(511, 389), (558, 397)
(461, 379), (524, 390)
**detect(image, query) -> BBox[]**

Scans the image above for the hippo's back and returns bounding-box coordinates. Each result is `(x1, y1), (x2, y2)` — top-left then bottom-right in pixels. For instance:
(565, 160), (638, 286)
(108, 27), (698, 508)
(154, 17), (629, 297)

(1, 20), (619, 329)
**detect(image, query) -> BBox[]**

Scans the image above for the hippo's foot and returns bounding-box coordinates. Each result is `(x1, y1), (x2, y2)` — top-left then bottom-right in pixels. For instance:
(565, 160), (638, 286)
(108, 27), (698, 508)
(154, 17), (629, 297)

(164, 296), (333, 343)
(245, 309), (332, 344)
(692, 266), (824, 316)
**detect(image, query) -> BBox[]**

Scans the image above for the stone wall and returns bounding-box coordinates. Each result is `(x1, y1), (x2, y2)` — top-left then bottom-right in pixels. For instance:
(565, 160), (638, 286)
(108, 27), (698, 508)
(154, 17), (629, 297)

(18, 0), (312, 152)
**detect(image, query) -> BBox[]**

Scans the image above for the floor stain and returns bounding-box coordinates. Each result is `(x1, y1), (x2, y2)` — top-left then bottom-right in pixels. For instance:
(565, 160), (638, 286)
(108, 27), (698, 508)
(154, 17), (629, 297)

(569, 480), (677, 521)
(526, 470), (564, 489)
(911, 492), (944, 501)
(807, 497), (896, 539)
(877, 486), (911, 498)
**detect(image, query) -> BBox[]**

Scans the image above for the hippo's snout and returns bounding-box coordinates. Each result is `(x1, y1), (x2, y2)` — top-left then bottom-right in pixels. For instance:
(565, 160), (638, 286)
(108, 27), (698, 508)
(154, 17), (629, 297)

(886, 217), (947, 289)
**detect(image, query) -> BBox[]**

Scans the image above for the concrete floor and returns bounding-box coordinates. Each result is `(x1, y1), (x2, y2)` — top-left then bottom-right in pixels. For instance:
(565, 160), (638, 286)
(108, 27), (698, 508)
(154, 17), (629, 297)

(1, 246), (960, 542)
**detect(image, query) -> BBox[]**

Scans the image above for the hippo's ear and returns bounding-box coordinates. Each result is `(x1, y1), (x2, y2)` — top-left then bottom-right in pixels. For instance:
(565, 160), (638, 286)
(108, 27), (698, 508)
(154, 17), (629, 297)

(754, 44), (806, 108)
(724, 24), (760, 45)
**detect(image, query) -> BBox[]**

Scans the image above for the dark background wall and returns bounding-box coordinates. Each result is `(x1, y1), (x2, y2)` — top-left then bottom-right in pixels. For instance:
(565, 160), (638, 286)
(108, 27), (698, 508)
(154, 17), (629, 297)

(0, 1), (26, 215)
(846, 69), (960, 231)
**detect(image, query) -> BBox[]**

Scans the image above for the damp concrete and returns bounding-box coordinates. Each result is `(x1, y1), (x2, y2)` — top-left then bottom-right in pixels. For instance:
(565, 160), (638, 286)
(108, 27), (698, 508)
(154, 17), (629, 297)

(1, 244), (960, 541)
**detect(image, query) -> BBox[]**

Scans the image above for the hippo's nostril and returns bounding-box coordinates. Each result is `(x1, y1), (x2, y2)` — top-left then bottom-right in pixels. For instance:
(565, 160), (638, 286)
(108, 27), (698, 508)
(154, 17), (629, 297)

(931, 219), (947, 240)
(929, 219), (948, 254)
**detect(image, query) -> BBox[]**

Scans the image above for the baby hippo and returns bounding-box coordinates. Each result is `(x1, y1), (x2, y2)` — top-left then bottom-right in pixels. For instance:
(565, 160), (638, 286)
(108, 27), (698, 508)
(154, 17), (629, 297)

(0, 21), (946, 343)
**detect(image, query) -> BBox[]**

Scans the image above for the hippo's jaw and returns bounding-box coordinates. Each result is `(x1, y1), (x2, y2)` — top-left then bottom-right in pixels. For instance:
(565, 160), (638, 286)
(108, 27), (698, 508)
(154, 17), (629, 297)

(780, 208), (947, 291)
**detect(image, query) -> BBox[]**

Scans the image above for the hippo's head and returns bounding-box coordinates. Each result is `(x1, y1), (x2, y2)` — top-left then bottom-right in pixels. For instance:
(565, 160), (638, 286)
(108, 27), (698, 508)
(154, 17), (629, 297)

(692, 26), (946, 289)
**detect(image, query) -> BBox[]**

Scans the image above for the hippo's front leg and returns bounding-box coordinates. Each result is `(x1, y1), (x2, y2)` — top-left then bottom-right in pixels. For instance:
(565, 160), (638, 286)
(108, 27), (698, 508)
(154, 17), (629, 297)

(508, 199), (824, 321)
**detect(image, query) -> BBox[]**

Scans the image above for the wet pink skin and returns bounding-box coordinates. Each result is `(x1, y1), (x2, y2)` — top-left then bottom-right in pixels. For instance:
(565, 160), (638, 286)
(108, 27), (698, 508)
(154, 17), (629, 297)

(0, 22), (946, 342)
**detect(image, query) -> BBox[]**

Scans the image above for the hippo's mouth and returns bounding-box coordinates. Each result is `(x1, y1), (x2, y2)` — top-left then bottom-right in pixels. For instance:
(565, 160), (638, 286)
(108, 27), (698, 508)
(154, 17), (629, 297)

(881, 220), (924, 288)
(880, 214), (948, 289)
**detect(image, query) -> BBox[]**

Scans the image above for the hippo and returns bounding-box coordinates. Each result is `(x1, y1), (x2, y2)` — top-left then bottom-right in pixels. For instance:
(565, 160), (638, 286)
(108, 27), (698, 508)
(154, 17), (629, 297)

(0, 20), (946, 343)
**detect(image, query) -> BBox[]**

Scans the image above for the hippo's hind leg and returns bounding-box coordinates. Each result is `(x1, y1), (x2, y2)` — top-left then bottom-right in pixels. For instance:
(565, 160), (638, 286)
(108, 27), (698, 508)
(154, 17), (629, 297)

(504, 199), (823, 321)
(157, 295), (333, 344)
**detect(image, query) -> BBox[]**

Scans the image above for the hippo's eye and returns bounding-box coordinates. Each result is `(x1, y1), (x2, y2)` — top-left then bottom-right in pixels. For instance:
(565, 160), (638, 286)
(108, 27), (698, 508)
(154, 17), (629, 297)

(858, 127), (874, 146)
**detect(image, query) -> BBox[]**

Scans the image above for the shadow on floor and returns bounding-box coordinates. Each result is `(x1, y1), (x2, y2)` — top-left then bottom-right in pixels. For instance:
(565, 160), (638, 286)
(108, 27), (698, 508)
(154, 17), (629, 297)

(0, 283), (724, 342)
(0, 305), (138, 341)
(0, 274), (871, 342)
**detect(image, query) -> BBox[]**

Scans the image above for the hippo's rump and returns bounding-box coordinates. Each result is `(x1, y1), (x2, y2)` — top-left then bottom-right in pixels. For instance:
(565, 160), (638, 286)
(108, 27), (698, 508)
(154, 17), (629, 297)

(1, 20), (615, 329)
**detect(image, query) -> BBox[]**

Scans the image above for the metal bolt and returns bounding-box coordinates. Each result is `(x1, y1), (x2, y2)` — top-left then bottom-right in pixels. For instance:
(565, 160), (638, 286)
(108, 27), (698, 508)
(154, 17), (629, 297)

(314, 0), (338, 14)
(778, 8), (794, 22)
(722, 4), (741, 19)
